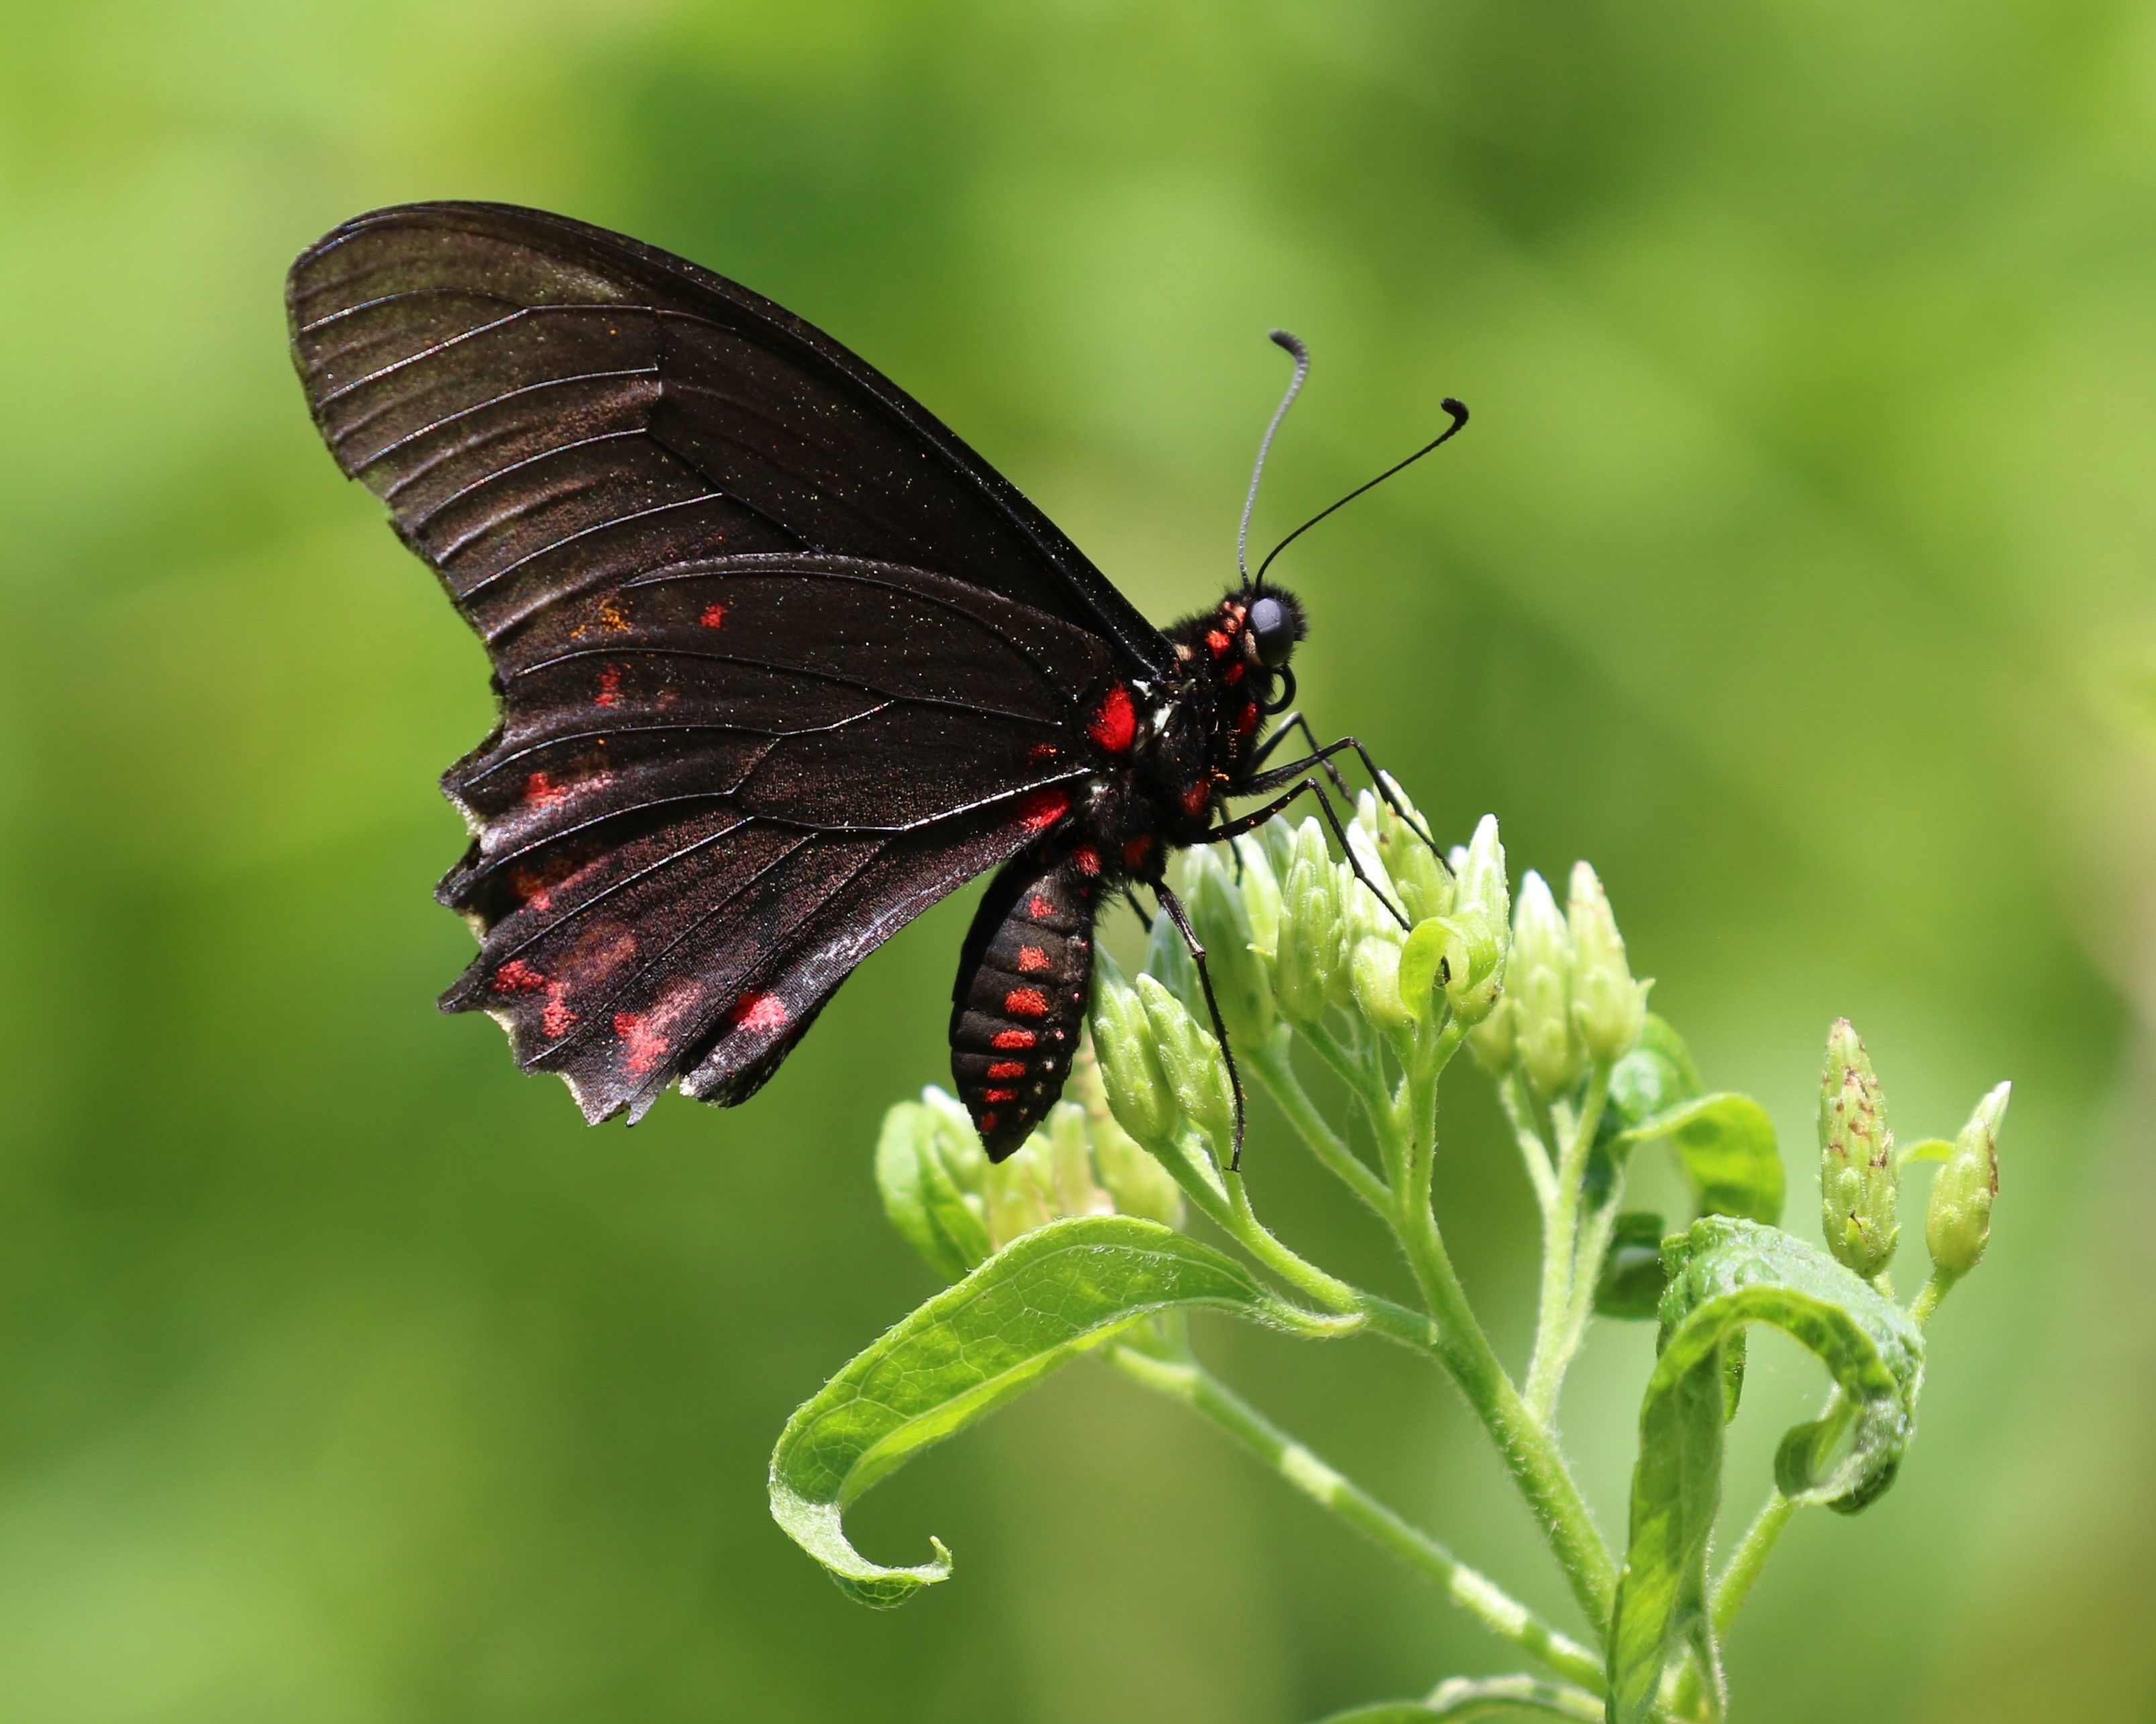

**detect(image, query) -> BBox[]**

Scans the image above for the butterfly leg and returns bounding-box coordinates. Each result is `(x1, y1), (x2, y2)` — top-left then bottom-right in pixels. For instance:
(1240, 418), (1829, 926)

(1243, 733), (1447, 872)
(1122, 883), (1156, 933)
(1209, 772), (1411, 931)
(1252, 710), (1357, 799)
(1151, 880), (1250, 1172)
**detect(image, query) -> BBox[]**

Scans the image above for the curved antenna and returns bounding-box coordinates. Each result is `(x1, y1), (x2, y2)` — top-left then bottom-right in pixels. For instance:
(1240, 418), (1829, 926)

(1253, 397), (1470, 589)
(1237, 330), (1311, 590)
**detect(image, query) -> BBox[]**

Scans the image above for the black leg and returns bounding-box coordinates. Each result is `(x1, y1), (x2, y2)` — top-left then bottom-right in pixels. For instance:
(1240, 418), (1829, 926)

(1122, 883), (1154, 933)
(1241, 732), (1447, 872)
(1153, 881), (1249, 1171)
(1251, 710), (1354, 800)
(1207, 772), (1411, 931)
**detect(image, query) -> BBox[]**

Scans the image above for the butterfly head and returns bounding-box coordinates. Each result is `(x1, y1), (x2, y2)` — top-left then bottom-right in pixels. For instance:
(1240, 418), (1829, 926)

(1247, 589), (1304, 670)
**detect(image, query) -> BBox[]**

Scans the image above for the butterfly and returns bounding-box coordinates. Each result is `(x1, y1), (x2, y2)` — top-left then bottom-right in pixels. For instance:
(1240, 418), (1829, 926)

(287, 202), (1461, 1160)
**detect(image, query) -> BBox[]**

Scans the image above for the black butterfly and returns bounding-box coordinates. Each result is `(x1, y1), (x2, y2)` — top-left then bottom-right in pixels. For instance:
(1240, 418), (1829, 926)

(287, 203), (1461, 1160)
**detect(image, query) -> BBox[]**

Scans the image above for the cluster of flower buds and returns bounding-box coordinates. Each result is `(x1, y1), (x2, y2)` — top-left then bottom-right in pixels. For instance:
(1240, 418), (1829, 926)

(1463, 857), (1645, 1090)
(874, 1052), (1183, 1279)
(1814, 1019), (2010, 1290)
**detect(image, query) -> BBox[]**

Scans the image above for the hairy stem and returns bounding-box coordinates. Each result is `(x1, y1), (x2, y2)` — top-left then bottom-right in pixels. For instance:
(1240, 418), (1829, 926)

(1248, 1032), (1393, 1215)
(1525, 1066), (1612, 1419)
(1111, 1346), (1605, 1692)
(1711, 1488), (1797, 1638)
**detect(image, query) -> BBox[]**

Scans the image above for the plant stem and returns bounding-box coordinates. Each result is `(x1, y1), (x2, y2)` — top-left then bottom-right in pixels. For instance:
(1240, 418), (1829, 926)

(1498, 1074), (1559, 1208)
(1525, 1066), (1612, 1419)
(1110, 1346), (1606, 1693)
(1710, 1489), (1797, 1637)
(1908, 1268), (1955, 1329)
(1249, 1033), (1393, 1215)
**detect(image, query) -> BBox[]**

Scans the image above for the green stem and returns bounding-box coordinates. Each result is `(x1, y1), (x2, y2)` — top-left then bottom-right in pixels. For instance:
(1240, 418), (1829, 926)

(1525, 1066), (1612, 1419)
(1498, 1074), (1558, 1209)
(1710, 1488), (1797, 1637)
(1225, 1160), (1364, 1314)
(1110, 1347), (1605, 1693)
(1909, 1268), (1956, 1329)
(1249, 1033), (1393, 1215)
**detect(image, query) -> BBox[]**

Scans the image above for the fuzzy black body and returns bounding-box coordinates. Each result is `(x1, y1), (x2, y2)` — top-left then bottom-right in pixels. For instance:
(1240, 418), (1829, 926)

(286, 201), (1304, 1150)
(950, 593), (1298, 1154)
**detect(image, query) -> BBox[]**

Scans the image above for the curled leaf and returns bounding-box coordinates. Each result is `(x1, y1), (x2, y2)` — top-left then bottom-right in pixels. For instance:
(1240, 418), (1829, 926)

(770, 1215), (1349, 1606)
(1606, 1217), (1924, 1722)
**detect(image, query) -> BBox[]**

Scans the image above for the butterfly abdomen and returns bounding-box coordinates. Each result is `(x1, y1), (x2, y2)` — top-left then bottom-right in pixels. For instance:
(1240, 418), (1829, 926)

(949, 844), (1102, 1158)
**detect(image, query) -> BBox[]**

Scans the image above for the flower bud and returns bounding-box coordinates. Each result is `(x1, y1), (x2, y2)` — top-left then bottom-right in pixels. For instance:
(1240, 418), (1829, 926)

(1441, 814), (1510, 1025)
(1072, 1044), (1184, 1227)
(1512, 870), (1582, 1100)
(1361, 779), (1453, 929)
(1927, 1081), (2008, 1280)
(1330, 860), (1384, 1009)
(1183, 847), (1275, 1044)
(983, 1137), (1059, 1248)
(1231, 834), (1284, 963)
(1565, 861), (1647, 1065)
(1043, 1099), (1115, 1219)
(1818, 1019), (1897, 1278)
(1137, 975), (1235, 1149)
(1467, 991), (1519, 1076)
(1088, 948), (1178, 1146)
(874, 1095), (992, 1278)
(1350, 933), (1413, 1033)
(1276, 818), (1346, 1024)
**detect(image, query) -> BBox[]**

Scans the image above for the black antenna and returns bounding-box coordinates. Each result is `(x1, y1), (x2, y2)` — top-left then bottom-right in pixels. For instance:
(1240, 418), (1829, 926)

(1253, 397), (1470, 589)
(1237, 330), (1311, 591)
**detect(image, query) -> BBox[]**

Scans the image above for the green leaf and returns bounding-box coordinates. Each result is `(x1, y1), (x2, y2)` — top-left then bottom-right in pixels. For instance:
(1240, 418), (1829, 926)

(1593, 1212), (1670, 1321)
(874, 1100), (990, 1282)
(1612, 1093), (1784, 1226)
(1606, 1217), (1924, 1723)
(1600, 1015), (1700, 1135)
(1897, 1135), (1955, 1169)
(770, 1215), (1343, 1607)
(1396, 917), (1451, 1023)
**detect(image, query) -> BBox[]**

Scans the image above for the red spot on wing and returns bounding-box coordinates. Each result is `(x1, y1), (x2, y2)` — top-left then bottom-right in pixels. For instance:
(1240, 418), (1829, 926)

(992, 1029), (1037, 1050)
(1181, 782), (1210, 817)
(699, 603), (727, 629)
(613, 1012), (668, 1075)
(492, 959), (548, 994)
(1018, 789), (1072, 833)
(1072, 844), (1102, 876)
(524, 772), (568, 809)
(595, 664), (623, 707)
(1207, 629), (1232, 657)
(1086, 683), (1137, 752)
(1028, 742), (1061, 763)
(983, 1088), (1019, 1104)
(540, 985), (577, 1039)
(729, 991), (790, 1033)
(1236, 700), (1260, 736)
(988, 1060), (1028, 1080)
(1015, 945), (1051, 974)
(1005, 986), (1051, 1018)
(1123, 835), (1153, 868)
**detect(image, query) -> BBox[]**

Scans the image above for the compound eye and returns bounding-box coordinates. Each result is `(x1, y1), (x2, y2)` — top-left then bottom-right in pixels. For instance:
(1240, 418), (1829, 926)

(1249, 595), (1296, 669)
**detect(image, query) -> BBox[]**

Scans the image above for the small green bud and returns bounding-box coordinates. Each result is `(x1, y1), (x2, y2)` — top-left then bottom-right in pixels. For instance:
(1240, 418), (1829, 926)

(1137, 975), (1235, 1149)
(1927, 1081), (2008, 1280)
(1276, 818), (1347, 1024)
(1565, 861), (1647, 1066)
(1512, 870), (1583, 1101)
(983, 1138), (1059, 1248)
(1183, 847), (1275, 1044)
(1350, 933), (1413, 1033)
(1231, 834), (1284, 963)
(1818, 1019), (1898, 1278)
(1072, 1044), (1184, 1227)
(1467, 992), (1519, 1076)
(1379, 785), (1455, 927)
(1330, 860), (1383, 1009)
(1088, 948), (1178, 1146)
(874, 1096), (992, 1278)
(1441, 814), (1510, 1026)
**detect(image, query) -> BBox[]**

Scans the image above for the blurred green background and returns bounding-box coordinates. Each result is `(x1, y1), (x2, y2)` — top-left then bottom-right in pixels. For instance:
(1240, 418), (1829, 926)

(5, 0), (2155, 1718)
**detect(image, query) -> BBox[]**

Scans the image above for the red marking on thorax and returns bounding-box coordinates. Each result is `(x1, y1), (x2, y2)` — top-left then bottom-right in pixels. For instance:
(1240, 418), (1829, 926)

(1015, 945), (1051, 974)
(987, 1060), (1027, 1080)
(1018, 789), (1072, 833)
(1180, 782), (1210, 817)
(730, 991), (790, 1033)
(492, 959), (548, 995)
(1207, 630), (1232, 657)
(1072, 844), (1101, 876)
(1005, 986), (1050, 1018)
(1223, 660), (1244, 685)
(1086, 683), (1137, 753)
(993, 1028), (1037, 1050)
(595, 664), (623, 707)
(1123, 835), (1153, 868)
(699, 603), (727, 629)
(1236, 700), (1260, 736)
